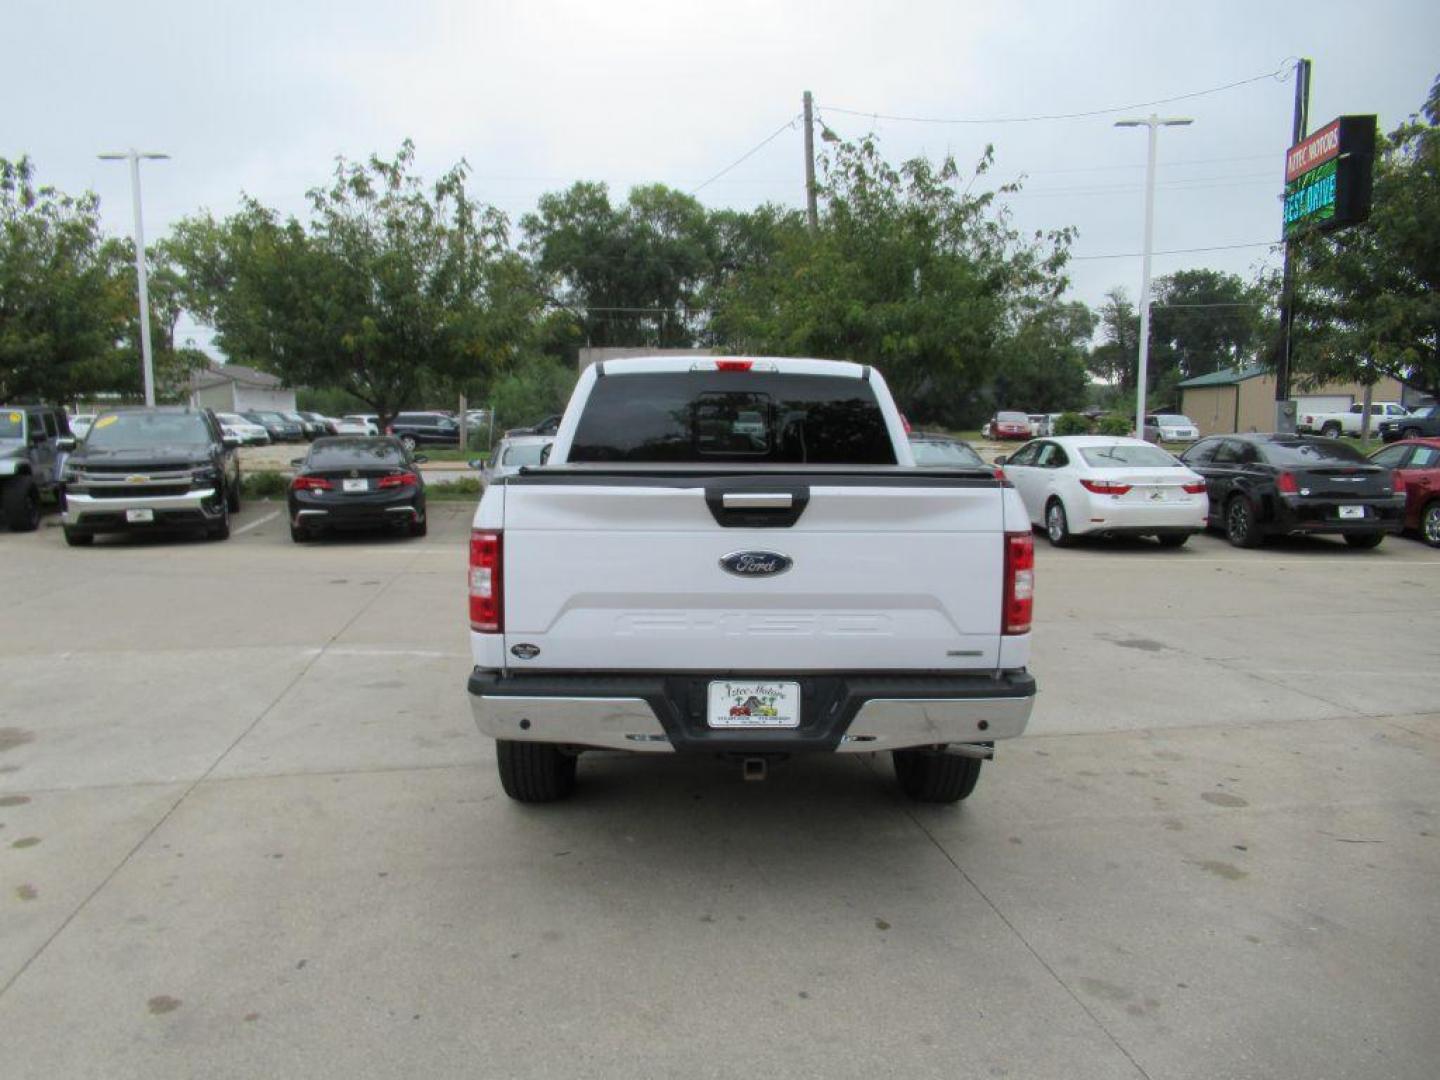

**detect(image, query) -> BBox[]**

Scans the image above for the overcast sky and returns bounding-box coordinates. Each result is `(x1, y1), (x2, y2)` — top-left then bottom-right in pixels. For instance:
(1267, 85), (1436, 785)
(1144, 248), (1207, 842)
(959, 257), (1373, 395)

(8, 0), (1438, 357)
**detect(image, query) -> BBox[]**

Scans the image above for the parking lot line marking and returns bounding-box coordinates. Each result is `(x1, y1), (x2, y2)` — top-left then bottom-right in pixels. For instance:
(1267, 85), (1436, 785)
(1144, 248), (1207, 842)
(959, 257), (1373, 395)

(233, 510), (280, 536)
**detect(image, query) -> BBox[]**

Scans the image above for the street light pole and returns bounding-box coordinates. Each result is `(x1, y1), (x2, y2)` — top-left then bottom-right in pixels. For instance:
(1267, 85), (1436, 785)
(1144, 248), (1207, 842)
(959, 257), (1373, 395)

(99, 150), (170, 406)
(1114, 116), (1191, 438)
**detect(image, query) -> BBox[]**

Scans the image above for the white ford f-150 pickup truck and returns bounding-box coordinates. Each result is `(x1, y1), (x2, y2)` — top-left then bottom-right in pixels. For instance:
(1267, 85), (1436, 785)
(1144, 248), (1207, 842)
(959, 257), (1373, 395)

(466, 357), (1036, 803)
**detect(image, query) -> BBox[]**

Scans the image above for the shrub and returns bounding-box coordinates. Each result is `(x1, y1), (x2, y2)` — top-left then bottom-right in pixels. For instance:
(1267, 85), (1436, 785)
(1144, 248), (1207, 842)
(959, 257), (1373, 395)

(242, 471), (289, 499)
(1053, 412), (1091, 436)
(1096, 414), (1133, 437)
(427, 476), (482, 499)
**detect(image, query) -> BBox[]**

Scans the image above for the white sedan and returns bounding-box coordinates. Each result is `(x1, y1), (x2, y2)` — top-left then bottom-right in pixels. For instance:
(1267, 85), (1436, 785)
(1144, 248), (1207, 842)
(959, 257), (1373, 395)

(997, 436), (1208, 548)
(335, 415), (380, 436)
(215, 412), (271, 445)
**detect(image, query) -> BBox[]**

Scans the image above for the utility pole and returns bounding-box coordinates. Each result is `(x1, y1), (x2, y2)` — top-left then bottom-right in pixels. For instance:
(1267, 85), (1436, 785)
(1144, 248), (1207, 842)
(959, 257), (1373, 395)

(1275, 58), (1312, 433)
(803, 91), (818, 231)
(1114, 115), (1192, 438)
(99, 150), (170, 406)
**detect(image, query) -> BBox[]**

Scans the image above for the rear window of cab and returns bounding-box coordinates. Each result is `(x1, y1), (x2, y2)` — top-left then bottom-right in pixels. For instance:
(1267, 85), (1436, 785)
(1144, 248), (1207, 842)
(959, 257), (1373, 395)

(569, 372), (897, 465)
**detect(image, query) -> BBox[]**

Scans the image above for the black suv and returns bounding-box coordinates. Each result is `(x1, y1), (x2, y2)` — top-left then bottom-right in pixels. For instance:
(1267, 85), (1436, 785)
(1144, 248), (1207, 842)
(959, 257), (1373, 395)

(60, 407), (241, 546)
(1378, 406), (1440, 443)
(386, 412), (460, 450)
(1180, 433), (1405, 548)
(1, 405), (71, 531)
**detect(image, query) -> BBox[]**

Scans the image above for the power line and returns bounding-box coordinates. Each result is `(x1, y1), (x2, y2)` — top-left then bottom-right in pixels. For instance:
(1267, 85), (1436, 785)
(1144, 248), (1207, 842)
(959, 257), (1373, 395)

(1071, 240), (1281, 261)
(818, 62), (1294, 126)
(691, 115), (801, 195)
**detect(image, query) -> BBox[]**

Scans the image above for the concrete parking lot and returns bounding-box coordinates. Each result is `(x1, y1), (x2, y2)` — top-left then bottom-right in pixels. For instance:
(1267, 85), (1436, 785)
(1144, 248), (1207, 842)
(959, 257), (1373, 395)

(2, 503), (1437, 1079)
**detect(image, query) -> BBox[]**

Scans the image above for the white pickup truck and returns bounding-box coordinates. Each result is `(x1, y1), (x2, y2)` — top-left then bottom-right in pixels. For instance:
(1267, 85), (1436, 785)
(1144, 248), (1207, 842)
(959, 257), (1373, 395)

(1298, 401), (1410, 438)
(466, 357), (1036, 803)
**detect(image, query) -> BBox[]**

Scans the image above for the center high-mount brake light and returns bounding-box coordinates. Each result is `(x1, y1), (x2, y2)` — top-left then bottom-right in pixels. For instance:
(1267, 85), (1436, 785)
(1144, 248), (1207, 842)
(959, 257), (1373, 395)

(291, 475), (333, 491)
(469, 530), (503, 633)
(1080, 479), (1132, 495)
(1003, 531), (1034, 635)
(715, 360), (754, 372)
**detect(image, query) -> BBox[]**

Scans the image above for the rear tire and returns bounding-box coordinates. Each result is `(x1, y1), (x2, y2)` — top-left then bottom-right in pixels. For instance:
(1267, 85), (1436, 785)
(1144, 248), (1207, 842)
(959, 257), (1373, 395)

(208, 501), (231, 540)
(1045, 499), (1074, 547)
(3, 477), (40, 532)
(1155, 533), (1189, 548)
(63, 526), (93, 547)
(1321, 422), (1343, 438)
(400, 435), (418, 452)
(1401, 427), (1421, 440)
(496, 740), (578, 803)
(1343, 531), (1384, 549)
(1422, 501), (1440, 548)
(290, 521), (312, 543)
(893, 748), (983, 803)
(227, 475), (241, 512)
(409, 513), (427, 537)
(1225, 496), (1263, 548)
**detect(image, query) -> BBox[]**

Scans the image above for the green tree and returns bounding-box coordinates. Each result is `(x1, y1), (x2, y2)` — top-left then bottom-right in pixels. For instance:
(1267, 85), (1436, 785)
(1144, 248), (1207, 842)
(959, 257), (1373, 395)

(1087, 287), (1139, 392)
(169, 142), (531, 424)
(488, 356), (578, 433)
(711, 136), (1074, 427)
(991, 299), (1095, 412)
(0, 158), (127, 402)
(521, 182), (718, 351)
(1149, 268), (1268, 388)
(1288, 74), (1440, 400)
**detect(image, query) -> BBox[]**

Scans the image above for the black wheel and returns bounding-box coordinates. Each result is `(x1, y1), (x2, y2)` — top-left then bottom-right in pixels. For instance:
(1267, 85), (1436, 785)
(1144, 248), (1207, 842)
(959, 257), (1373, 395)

(893, 748), (983, 803)
(409, 513), (427, 538)
(496, 740), (577, 803)
(1044, 498), (1074, 547)
(400, 435), (418, 452)
(1225, 496), (1263, 548)
(1155, 533), (1189, 548)
(1422, 501), (1440, 548)
(1321, 422), (1343, 438)
(1343, 532), (1385, 549)
(208, 498), (231, 540)
(290, 521), (312, 543)
(3, 477), (40, 532)
(1401, 427), (1421, 440)
(63, 526), (93, 547)
(226, 474), (241, 512)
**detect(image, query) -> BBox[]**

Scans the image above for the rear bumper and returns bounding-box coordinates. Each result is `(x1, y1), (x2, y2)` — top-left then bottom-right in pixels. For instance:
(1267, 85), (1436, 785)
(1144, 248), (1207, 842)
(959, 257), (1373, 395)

(1270, 495), (1405, 534)
(467, 669), (1035, 754)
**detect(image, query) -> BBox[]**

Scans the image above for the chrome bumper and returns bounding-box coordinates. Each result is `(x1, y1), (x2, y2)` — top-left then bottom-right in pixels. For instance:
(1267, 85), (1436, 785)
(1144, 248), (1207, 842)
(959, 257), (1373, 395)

(63, 488), (220, 523)
(469, 685), (1033, 754)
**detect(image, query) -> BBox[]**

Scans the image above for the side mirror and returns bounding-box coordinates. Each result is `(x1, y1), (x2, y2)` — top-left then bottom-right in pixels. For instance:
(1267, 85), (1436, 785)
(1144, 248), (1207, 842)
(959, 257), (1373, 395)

(993, 455), (1008, 466)
(290, 457), (305, 467)
(539, 444), (553, 465)
(412, 454), (428, 464)
(467, 459), (485, 470)
(222, 436), (242, 449)
(56, 436), (77, 452)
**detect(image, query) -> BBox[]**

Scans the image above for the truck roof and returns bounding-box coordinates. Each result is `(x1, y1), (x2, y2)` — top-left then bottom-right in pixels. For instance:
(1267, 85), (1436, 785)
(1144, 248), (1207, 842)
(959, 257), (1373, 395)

(594, 356), (869, 379)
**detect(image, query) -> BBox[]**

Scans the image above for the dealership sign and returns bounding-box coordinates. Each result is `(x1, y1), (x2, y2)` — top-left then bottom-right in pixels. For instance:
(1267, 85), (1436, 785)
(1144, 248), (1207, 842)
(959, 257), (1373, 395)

(1282, 115), (1376, 239)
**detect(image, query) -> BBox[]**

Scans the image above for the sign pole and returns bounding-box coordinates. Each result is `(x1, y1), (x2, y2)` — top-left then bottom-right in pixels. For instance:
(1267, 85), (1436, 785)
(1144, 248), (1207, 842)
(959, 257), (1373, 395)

(1275, 59), (1311, 431)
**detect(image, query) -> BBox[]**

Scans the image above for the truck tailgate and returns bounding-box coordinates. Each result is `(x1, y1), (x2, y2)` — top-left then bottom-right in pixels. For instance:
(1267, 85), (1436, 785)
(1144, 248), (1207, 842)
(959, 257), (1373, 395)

(499, 476), (1006, 672)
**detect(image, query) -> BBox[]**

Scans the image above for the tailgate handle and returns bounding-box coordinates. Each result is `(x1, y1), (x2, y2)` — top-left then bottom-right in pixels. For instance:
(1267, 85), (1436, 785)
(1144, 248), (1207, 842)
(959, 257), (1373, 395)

(722, 493), (793, 509)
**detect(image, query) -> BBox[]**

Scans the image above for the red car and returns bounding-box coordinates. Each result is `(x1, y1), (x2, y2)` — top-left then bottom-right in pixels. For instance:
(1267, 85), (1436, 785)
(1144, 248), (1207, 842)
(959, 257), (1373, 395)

(987, 411), (1033, 440)
(1369, 437), (1440, 546)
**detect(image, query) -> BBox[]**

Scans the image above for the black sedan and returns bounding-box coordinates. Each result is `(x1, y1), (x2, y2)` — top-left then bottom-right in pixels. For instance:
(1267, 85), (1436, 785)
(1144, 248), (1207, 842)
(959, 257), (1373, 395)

(288, 437), (428, 542)
(1179, 433), (1405, 548)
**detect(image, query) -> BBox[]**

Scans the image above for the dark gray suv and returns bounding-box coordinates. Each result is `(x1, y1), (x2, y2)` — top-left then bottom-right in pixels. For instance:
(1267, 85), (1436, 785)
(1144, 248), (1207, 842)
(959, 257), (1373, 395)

(0, 405), (71, 531)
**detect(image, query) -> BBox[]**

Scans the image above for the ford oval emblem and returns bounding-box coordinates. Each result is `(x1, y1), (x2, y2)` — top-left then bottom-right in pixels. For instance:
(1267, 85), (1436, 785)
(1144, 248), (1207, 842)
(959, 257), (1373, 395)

(511, 643), (541, 660)
(719, 550), (793, 578)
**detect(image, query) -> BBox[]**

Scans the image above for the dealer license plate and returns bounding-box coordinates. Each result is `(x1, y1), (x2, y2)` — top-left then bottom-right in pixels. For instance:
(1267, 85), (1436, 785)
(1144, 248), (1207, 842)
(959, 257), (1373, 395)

(125, 508), (154, 523)
(707, 680), (801, 728)
(342, 478), (369, 493)
(1338, 505), (1365, 520)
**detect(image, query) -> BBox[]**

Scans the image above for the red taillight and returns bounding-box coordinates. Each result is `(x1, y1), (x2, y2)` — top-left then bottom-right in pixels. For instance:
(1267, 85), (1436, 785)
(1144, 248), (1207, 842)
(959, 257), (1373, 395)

(993, 465), (1007, 482)
(1079, 479), (1132, 495)
(290, 475), (333, 491)
(1277, 471), (1299, 495)
(378, 472), (419, 489)
(385, 425), (395, 434)
(901, 413), (912, 434)
(1393, 470), (1406, 494)
(1003, 531), (1034, 635)
(1182, 480), (1207, 494)
(469, 530), (503, 633)
(715, 360), (754, 372)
